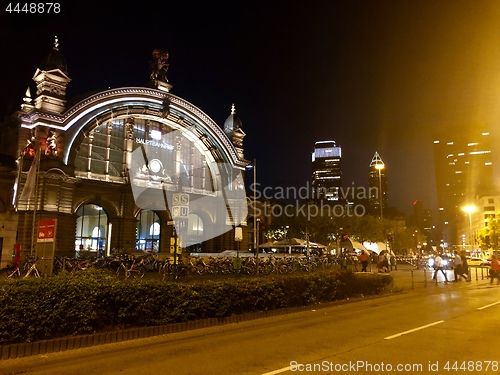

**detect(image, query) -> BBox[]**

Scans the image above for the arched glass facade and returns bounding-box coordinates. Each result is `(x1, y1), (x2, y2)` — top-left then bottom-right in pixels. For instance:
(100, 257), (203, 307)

(136, 210), (160, 252)
(75, 204), (108, 255)
(73, 118), (213, 192)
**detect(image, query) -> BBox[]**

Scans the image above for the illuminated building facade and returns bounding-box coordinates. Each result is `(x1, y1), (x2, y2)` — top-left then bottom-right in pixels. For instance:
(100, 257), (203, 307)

(368, 152), (388, 217)
(0, 39), (250, 268)
(311, 141), (342, 201)
(412, 200), (435, 248)
(433, 126), (496, 248)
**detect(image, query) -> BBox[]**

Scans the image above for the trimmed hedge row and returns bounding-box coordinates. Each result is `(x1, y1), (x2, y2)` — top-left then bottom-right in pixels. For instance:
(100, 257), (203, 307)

(0, 269), (392, 345)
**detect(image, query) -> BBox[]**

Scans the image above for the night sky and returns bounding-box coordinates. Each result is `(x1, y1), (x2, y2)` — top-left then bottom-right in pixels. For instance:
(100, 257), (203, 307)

(2, 0), (500, 218)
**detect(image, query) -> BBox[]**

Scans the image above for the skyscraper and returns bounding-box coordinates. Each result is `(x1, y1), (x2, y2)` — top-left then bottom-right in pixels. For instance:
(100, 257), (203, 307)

(433, 126), (496, 248)
(413, 200), (436, 248)
(311, 141), (342, 201)
(368, 152), (388, 217)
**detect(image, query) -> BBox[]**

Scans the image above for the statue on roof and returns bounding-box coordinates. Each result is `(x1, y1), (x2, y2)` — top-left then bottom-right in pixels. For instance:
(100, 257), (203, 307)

(150, 48), (169, 83)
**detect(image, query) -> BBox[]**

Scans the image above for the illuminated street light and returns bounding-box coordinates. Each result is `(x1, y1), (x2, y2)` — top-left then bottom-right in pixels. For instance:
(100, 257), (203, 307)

(375, 163), (385, 219)
(462, 205), (477, 251)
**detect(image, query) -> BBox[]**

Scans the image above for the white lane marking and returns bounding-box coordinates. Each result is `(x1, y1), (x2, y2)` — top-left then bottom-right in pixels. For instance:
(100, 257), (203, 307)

(384, 320), (444, 340)
(477, 301), (500, 310)
(261, 366), (294, 375)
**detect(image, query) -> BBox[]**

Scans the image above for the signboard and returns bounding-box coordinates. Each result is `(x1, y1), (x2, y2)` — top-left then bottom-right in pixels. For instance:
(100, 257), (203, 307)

(37, 218), (57, 243)
(235, 227), (243, 242)
(172, 193), (189, 219)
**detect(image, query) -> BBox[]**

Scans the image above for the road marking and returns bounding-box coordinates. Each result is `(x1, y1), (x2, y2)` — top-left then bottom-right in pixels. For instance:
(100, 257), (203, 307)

(384, 320), (444, 340)
(261, 366), (294, 375)
(477, 301), (500, 310)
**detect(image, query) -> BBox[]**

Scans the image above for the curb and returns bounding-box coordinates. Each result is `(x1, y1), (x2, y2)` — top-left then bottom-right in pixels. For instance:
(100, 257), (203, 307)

(0, 303), (333, 360)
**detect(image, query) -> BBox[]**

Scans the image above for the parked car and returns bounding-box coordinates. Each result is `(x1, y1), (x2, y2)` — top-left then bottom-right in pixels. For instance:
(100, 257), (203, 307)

(467, 257), (489, 266)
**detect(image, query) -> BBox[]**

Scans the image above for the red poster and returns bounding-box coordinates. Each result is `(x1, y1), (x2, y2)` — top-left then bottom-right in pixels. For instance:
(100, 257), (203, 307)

(37, 219), (57, 242)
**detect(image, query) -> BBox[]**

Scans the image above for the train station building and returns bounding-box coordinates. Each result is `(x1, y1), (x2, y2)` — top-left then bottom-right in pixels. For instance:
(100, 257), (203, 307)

(0, 38), (253, 268)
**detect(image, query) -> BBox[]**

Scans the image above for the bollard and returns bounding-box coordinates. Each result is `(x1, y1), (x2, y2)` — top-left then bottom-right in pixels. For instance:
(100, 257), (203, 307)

(411, 270), (414, 289)
(424, 269), (427, 287)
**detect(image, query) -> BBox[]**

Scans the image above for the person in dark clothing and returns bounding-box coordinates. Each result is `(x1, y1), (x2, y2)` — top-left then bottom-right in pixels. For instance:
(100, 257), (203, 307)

(459, 251), (470, 282)
(359, 251), (370, 272)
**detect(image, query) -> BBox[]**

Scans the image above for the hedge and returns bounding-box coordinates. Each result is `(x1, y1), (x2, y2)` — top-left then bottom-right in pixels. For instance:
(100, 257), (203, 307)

(0, 269), (392, 345)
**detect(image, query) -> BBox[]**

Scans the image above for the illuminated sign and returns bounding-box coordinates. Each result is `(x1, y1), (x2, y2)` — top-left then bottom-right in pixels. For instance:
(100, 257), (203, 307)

(37, 218), (57, 243)
(135, 137), (174, 150)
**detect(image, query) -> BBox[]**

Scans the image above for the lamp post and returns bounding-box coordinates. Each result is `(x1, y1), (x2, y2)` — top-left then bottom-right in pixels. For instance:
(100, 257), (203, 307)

(375, 163), (385, 219)
(251, 158), (258, 274)
(462, 205), (477, 252)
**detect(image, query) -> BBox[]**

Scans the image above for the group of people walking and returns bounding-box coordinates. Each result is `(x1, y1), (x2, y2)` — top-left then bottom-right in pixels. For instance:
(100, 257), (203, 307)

(432, 251), (469, 283)
(432, 250), (500, 285)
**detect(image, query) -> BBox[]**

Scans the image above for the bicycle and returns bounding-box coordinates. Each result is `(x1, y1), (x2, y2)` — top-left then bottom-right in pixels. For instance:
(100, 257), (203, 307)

(7, 265), (22, 279)
(23, 257), (42, 278)
(116, 256), (146, 279)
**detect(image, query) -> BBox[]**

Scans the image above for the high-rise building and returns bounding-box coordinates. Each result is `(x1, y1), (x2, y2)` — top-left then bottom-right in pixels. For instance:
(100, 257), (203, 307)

(413, 200), (436, 248)
(311, 141), (342, 201)
(368, 152), (388, 217)
(433, 126), (496, 248)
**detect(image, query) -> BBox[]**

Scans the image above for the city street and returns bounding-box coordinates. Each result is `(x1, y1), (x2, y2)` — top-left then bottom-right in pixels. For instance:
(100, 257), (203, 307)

(0, 264), (498, 374)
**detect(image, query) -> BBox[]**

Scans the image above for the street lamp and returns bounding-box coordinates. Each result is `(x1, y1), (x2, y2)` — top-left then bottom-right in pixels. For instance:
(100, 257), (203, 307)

(246, 159), (258, 273)
(375, 163), (385, 219)
(462, 205), (477, 252)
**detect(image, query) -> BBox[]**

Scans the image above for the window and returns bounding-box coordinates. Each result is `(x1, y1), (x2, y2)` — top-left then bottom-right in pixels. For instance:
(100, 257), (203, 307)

(136, 210), (160, 252)
(75, 204), (108, 255)
(187, 213), (204, 245)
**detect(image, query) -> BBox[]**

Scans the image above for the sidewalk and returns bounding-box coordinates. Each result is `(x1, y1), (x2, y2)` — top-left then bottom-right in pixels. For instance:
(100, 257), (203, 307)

(383, 263), (492, 291)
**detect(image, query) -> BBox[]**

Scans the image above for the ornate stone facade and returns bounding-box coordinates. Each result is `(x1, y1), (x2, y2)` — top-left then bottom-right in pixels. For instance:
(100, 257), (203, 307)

(0, 41), (250, 268)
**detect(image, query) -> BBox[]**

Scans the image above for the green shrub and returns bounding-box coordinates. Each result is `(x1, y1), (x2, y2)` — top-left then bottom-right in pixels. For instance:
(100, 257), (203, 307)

(0, 270), (392, 345)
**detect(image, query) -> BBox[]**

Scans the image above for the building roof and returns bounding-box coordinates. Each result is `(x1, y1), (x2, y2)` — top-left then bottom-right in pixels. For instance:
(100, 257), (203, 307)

(39, 36), (68, 74)
(223, 104), (243, 134)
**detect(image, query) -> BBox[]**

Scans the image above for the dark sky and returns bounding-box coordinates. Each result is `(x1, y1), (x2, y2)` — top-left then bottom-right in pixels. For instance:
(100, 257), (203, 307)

(2, 0), (500, 217)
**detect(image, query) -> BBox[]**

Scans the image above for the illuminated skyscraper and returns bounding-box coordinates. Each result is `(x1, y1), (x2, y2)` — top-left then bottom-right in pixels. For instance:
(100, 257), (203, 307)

(433, 126), (495, 248)
(311, 141), (342, 201)
(368, 152), (388, 217)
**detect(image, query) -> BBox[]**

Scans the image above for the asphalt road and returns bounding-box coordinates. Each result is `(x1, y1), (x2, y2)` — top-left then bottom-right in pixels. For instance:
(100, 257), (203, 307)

(0, 264), (498, 375)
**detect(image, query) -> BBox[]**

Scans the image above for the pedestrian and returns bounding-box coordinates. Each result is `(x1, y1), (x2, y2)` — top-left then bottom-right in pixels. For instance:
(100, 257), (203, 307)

(432, 253), (449, 282)
(382, 251), (390, 273)
(340, 254), (347, 270)
(377, 251), (389, 273)
(352, 254), (359, 272)
(459, 251), (470, 282)
(390, 254), (397, 271)
(489, 254), (500, 285)
(452, 250), (464, 281)
(359, 251), (370, 272)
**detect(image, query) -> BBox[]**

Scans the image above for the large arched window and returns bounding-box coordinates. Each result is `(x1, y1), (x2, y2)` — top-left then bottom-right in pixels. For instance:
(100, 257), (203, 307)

(136, 210), (160, 252)
(187, 213), (204, 247)
(75, 204), (108, 255)
(74, 118), (214, 191)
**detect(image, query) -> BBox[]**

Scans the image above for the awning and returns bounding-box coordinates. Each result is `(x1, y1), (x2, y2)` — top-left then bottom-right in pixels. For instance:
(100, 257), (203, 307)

(258, 238), (327, 249)
(340, 239), (369, 252)
(363, 242), (380, 255)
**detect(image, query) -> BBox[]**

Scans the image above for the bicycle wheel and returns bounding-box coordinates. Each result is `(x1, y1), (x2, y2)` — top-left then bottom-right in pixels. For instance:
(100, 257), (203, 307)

(6, 268), (21, 279)
(116, 265), (127, 278)
(159, 262), (171, 281)
(128, 267), (145, 279)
